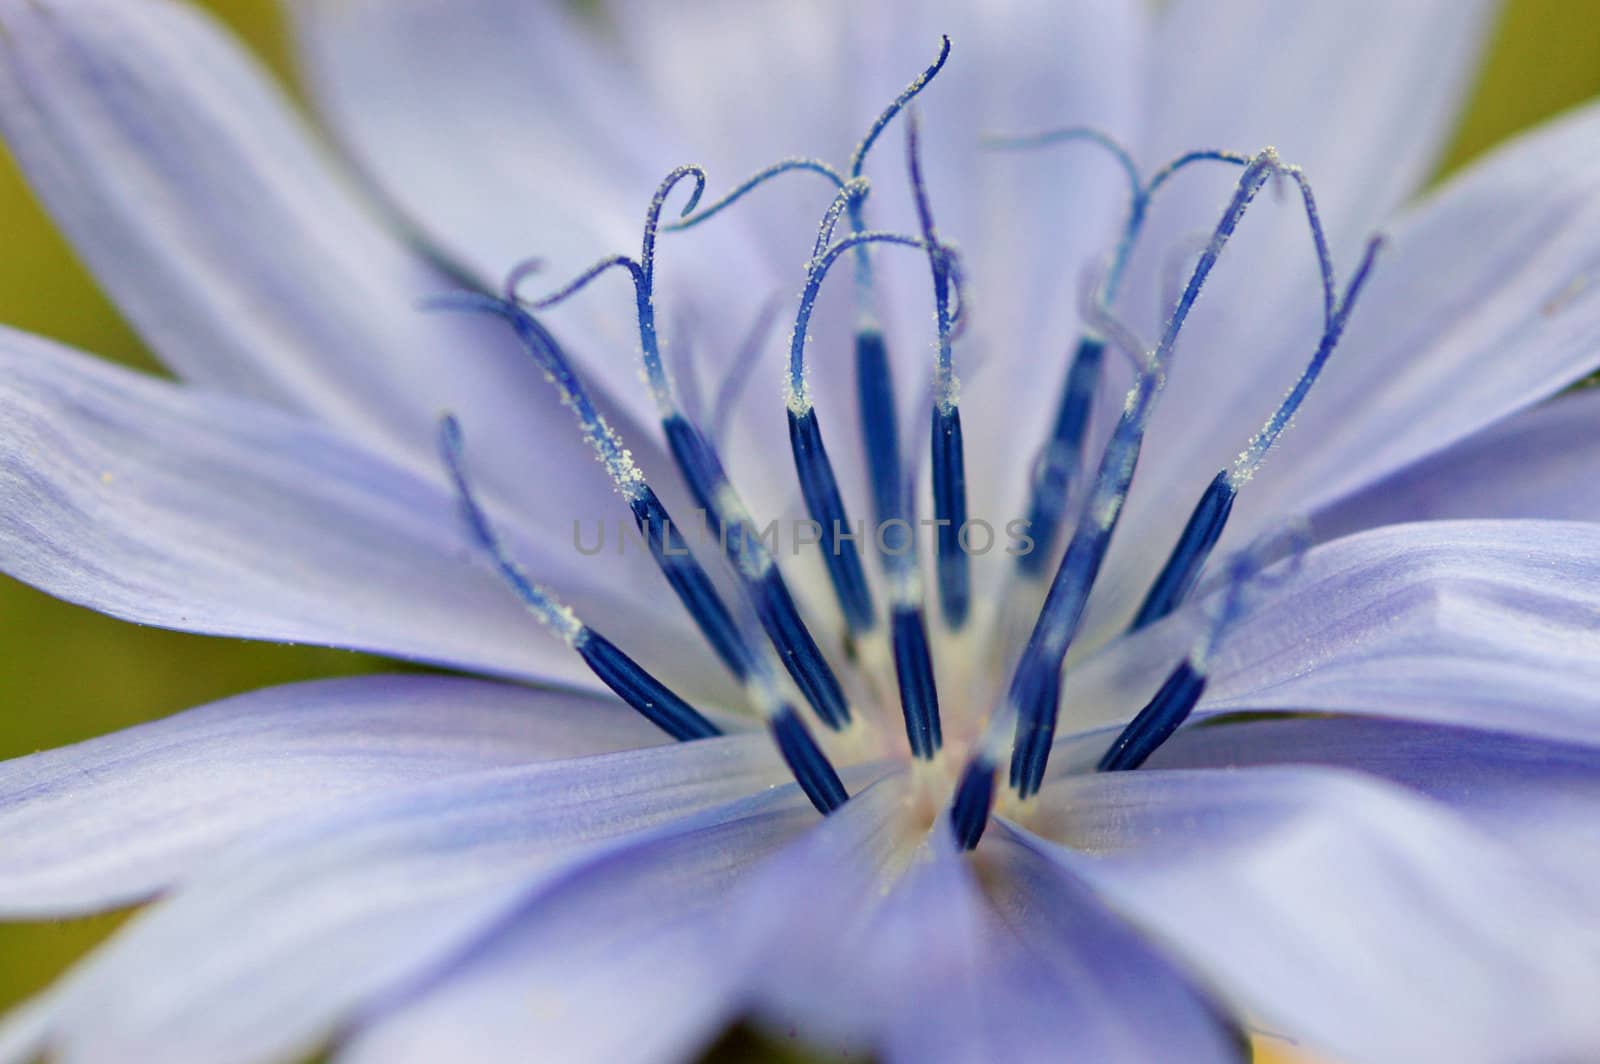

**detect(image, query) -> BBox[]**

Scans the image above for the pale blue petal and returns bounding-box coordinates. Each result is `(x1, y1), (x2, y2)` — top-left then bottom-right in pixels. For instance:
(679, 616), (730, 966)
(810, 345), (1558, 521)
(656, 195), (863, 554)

(0, 0), (659, 526)
(290, 0), (779, 440)
(1144, 0), (1492, 257)
(1025, 765), (1600, 1063)
(0, 332), (729, 702)
(339, 794), (816, 1064)
(735, 778), (1239, 1063)
(5, 737), (788, 1064)
(1314, 389), (1600, 539)
(1147, 713), (1600, 893)
(1062, 520), (1600, 747)
(0, 674), (668, 917)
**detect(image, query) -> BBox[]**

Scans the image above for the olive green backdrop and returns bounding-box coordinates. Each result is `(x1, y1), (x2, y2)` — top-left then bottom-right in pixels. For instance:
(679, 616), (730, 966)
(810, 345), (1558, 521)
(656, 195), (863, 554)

(2, 0), (1599, 1043)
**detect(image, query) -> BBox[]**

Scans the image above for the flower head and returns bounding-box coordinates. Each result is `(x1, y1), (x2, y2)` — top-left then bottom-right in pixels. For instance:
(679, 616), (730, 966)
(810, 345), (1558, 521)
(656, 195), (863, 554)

(3, 1), (1600, 1062)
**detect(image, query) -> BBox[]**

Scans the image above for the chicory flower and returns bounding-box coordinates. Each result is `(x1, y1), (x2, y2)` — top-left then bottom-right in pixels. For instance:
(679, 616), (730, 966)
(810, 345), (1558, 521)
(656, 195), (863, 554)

(2, 1), (1600, 1061)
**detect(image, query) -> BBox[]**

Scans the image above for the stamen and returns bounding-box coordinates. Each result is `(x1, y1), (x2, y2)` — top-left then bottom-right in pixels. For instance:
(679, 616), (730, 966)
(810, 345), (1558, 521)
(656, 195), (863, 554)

(425, 293), (754, 684)
(985, 129), (1248, 577)
(1128, 228), (1384, 633)
(1101, 526), (1308, 771)
(446, 414), (852, 816)
(944, 151), (1286, 826)
(906, 108), (970, 629)
(518, 170), (856, 732)
(1004, 151), (1282, 798)
(438, 416), (720, 742)
(787, 229), (949, 756)
(845, 37), (952, 545)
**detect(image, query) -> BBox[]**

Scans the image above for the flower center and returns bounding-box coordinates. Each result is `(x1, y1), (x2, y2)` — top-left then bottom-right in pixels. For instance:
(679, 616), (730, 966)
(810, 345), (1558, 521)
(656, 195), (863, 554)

(430, 37), (1383, 849)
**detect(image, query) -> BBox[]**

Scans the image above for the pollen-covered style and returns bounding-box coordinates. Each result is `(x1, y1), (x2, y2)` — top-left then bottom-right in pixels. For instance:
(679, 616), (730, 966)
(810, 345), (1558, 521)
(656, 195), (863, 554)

(4, 1), (1600, 1063)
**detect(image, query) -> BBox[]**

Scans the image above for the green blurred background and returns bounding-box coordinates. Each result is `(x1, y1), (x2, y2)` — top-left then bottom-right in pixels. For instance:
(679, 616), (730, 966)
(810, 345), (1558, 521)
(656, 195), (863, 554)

(2, 0), (1599, 1038)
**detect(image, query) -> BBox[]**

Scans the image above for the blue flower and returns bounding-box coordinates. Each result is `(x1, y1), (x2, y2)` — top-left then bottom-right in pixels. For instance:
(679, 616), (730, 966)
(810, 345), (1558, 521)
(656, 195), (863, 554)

(3, 0), (1600, 1061)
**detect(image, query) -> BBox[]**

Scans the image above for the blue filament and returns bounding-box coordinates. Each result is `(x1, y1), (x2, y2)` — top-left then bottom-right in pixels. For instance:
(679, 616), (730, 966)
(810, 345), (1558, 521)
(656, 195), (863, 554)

(1006, 151), (1280, 799)
(438, 416), (720, 742)
(771, 705), (850, 814)
(891, 606), (942, 759)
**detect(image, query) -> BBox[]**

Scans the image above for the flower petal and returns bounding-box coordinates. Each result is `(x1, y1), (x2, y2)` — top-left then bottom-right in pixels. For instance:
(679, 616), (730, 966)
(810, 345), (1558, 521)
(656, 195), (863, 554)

(0, 0), (657, 525)
(290, 0), (779, 434)
(340, 796), (816, 1064)
(0, 674), (669, 917)
(1064, 520), (1600, 747)
(0, 331), (725, 698)
(1313, 389), (1600, 540)
(6, 738), (789, 1064)
(1025, 765), (1600, 1062)
(1144, 0), (1493, 255)
(735, 778), (1240, 1062)
(1147, 713), (1600, 892)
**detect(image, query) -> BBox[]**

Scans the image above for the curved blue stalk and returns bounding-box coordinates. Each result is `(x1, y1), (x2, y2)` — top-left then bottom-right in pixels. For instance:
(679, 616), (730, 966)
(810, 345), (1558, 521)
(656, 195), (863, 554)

(984, 128), (1249, 577)
(1129, 223), (1385, 634)
(426, 293), (754, 684)
(438, 416), (721, 742)
(1004, 152), (1280, 799)
(520, 170), (859, 732)
(905, 108), (970, 627)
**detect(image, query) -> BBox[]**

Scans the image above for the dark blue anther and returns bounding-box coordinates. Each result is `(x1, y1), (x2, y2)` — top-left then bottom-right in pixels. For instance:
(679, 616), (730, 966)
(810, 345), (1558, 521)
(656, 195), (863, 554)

(931, 405), (969, 627)
(1128, 470), (1237, 633)
(950, 755), (997, 851)
(1006, 649), (1065, 800)
(659, 411), (854, 731)
(426, 294), (761, 692)
(789, 407), (877, 635)
(771, 705), (849, 814)
(856, 328), (903, 532)
(438, 416), (721, 745)
(1097, 662), (1206, 772)
(661, 414), (726, 533)
(629, 489), (750, 681)
(1017, 335), (1105, 578)
(890, 606), (942, 759)
(577, 631), (724, 742)
(751, 567), (851, 731)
